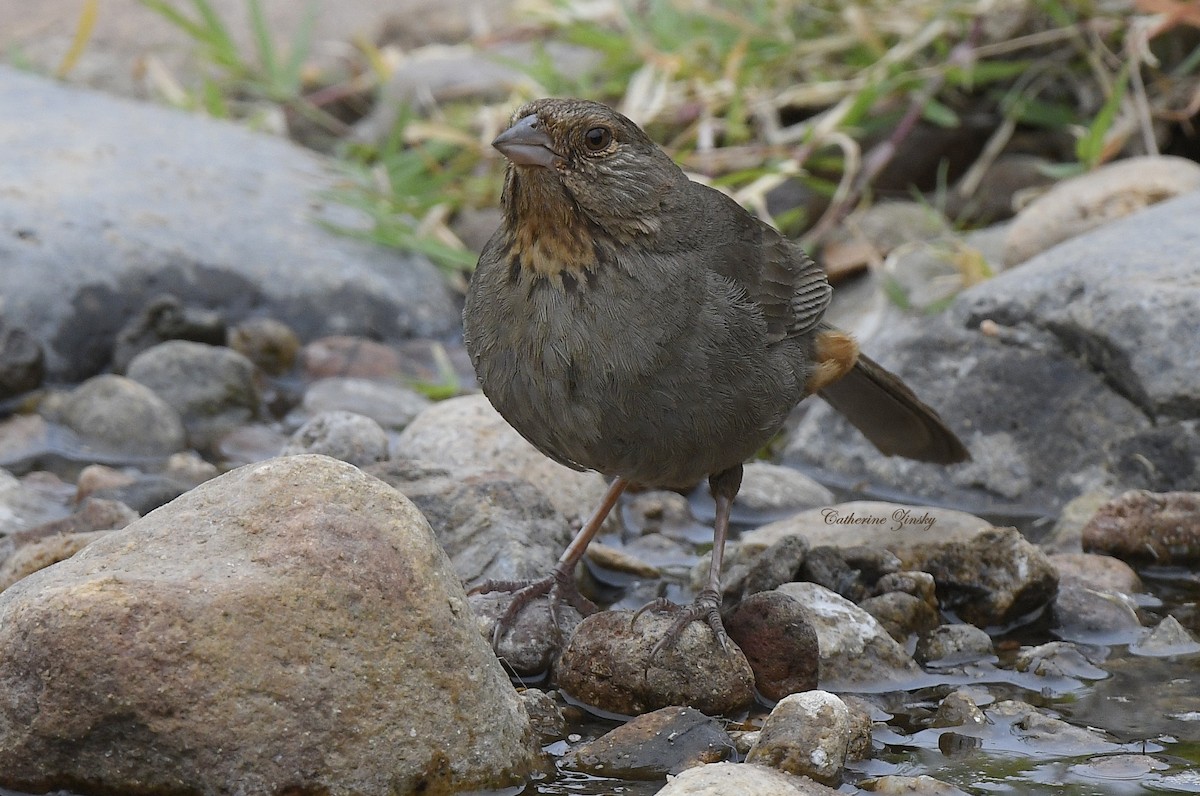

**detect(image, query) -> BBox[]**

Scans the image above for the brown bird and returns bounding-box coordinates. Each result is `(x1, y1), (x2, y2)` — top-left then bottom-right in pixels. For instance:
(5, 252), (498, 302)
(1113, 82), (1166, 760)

(462, 98), (968, 653)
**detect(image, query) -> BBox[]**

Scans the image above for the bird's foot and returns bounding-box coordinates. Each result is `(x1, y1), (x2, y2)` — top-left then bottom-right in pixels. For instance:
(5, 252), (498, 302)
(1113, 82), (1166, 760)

(631, 588), (730, 657)
(469, 567), (597, 647)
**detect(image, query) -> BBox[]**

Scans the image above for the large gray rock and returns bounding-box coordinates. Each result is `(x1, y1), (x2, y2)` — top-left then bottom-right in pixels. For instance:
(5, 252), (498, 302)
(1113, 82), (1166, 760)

(0, 66), (458, 382)
(785, 190), (1200, 517)
(0, 455), (538, 795)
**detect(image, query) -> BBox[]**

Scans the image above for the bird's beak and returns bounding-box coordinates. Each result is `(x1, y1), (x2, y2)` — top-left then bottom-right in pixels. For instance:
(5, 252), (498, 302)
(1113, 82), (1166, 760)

(493, 114), (560, 169)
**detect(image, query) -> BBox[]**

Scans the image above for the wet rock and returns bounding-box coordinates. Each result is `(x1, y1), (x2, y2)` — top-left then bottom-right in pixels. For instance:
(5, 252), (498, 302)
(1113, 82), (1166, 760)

(126, 341), (259, 448)
(1048, 552), (1142, 595)
(740, 535), (809, 597)
(874, 570), (938, 605)
(742, 501), (992, 562)
(301, 377), (431, 431)
(1003, 155), (1200, 266)
(0, 455), (539, 795)
(860, 591), (940, 642)
(907, 527), (1057, 627)
(785, 190), (1200, 516)
(0, 466), (72, 534)
(0, 322), (44, 399)
(366, 458), (573, 585)
(746, 691), (852, 785)
(396, 394), (622, 533)
(0, 67), (458, 383)
(776, 582), (921, 688)
(988, 699), (1124, 754)
(563, 705), (733, 779)
(1043, 490), (1115, 552)
(281, 410), (389, 467)
(55, 374), (186, 455)
(227, 317), (300, 376)
(1130, 615), (1200, 657)
(1015, 641), (1108, 681)
(1069, 754), (1170, 786)
(111, 293), (226, 373)
(0, 496), (137, 567)
(1082, 490), (1200, 566)
(658, 761), (841, 795)
(554, 610), (755, 716)
(725, 590), (820, 701)
(519, 688), (566, 743)
(862, 774), (972, 795)
(914, 624), (994, 667)
(1051, 584), (1143, 645)
(931, 690), (988, 728)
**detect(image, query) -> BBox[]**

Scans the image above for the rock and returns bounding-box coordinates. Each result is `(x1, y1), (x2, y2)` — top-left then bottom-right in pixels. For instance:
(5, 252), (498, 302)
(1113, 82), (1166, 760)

(1003, 155), (1200, 266)
(0, 455), (539, 795)
(563, 705), (733, 779)
(785, 190), (1200, 516)
(0, 529), (111, 591)
(1014, 641), (1108, 681)
(0, 322), (44, 399)
(0, 466), (73, 534)
(86, 473), (190, 515)
(0, 66), (458, 382)
(365, 458), (573, 585)
(0, 496), (137, 567)
(859, 591), (940, 642)
(1069, 755), (1170, 786)
(1048, 552), (1141, 595)
(874, 570), (938, 605)
(746, 691), (852, 785)
(301, 336), (405, 381)
(1043, 490), (1115, 552)
(931, 690), (988, 728)
(776, 582), (920, 688)
(126, 341), (259, 448)
(519, 688), (566, 743)
(1130, 615), (1200, 657)
(227, 317), (300, 376)
(55, 374), (186, 455)
(111, 293), (226, 373)
(301, 377), (432, 431)
(800, 545), (900, 602)
(281, 410), (389, 467)
(741, 501), (993, 562)
(740, 535), (809, 597)
(1082, 490), (1200, 566)
(396, 394), (621, 533)
(988, 699), (1124, 755)
(212, 423), (290, 468)
(658, 761), (841, 795)
(469, 588), (585, 678)
(586, 542), (661, 579)
(625, 489), (698, 538)
(554, 610), (755, 717)
(913, 624), (994, 666)
(1051, 584), (1143, 645)
(725, 591), (820, 701)
(906, 527), (1058, 627)
(862, 774), (972, 794)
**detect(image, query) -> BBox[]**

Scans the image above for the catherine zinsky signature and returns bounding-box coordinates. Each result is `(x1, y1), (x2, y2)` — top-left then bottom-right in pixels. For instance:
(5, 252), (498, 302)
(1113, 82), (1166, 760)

(820, 507), (937, 532)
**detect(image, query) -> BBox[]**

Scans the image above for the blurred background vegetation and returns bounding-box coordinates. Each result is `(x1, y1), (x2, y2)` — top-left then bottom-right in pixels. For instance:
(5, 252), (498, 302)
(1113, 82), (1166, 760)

(94, 0), (1200, 277)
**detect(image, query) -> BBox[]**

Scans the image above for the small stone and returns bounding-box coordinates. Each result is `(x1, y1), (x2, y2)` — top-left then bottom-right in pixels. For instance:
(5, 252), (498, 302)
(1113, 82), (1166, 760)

(746, 691), (852, 786)
(861, 774), (972, 795)
(1082, 490), (1200, 566)
(1048, 552), (1142, 595)
(1130, 615), (1200, 657)
(859, 592), (940, 642)
(1042, 490), (1115, 552)
(74, 464), (137, 501)
(801, 546), (900, 602)
(586, 542), (661, 579)
(87, 474), (190, 516)
(126, 341), (260, 448)
(740, 535), (809, 597)
(931, 690), (988, 729)
(563, 705), (733, 779)
(214, 424), (291, 468)
(281, 410), (389, 467)
(469, 590), (583, 679)
(1051, 584), (1143, 645)
(227, 317), (300, 376)
(0, 530), (111, 592)
(518, 688), (565, 743)
(657, 761), (840, 795)
(988, 700), (1122, 754)
(554, 610), (755, 717)
(301, 377), (432, 432)
(914, 624), (994, 667)
(725, 591), (820, 702)
(1014, 641), (1108, 680)
(625, 490), (696, 538)
(873, 570), (937, 606)
(301, 336), (403, 381)
(57, 374), (186, 455)
(112, 294), (226, 373)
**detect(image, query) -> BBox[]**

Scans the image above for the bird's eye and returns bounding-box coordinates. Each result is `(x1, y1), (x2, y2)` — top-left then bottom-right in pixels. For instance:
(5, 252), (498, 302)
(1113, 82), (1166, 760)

(583, 126), (613, 152)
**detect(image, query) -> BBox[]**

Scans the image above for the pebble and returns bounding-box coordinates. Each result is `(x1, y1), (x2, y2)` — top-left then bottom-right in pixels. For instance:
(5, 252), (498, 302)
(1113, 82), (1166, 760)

(725, 590), (820, 702)
(913, 624), (994, 667)
(227, 317), (301, 376)
(860, 591), (940, 642)
(300, 377), (431, 431)
(281, 410), (390, 467)
(56, 374), (186, 455)
(657, 760), (841, 795)
(746, 690), (852, 785)
(1082, 490), (1200, 566)
(0, 322), (44, 400)
(1051, 584), (1143, 645)
(1130, 615), (1200, 657)
(563, 705), (733, 778)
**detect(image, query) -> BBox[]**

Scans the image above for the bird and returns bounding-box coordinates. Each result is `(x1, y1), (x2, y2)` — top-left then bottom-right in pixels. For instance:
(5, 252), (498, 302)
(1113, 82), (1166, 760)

(462, 97), (969, 654)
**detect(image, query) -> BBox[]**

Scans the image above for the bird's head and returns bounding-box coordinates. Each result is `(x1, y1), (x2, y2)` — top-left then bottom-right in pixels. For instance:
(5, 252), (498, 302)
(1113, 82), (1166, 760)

(493, 98), (686, 239)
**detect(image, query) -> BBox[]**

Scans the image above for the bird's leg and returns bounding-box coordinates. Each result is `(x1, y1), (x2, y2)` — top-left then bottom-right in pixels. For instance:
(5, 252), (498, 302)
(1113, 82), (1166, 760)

(636, 464), (743, 656)
(469, 476), (629, 645)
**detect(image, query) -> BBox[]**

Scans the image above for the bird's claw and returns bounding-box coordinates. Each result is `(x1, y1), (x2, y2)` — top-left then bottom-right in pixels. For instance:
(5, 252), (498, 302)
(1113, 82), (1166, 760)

(632, 589), (730, 658)
(469, 568), (597, 648)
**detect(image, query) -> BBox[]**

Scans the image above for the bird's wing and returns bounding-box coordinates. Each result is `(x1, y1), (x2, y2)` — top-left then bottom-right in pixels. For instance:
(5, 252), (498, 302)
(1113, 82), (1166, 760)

(757, 223), (833, 343)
